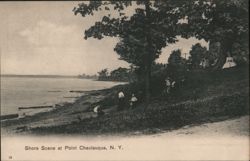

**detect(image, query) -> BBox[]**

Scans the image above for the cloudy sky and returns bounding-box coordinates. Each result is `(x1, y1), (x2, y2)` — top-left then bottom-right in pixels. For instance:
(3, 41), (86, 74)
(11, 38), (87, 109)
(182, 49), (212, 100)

(0, 1), (207, 76)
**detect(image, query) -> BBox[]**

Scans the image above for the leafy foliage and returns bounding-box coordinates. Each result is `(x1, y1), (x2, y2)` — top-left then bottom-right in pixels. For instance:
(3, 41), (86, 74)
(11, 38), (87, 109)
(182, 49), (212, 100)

(73, 1), (188, 99)
(73, 1), (183, 67)
(97, 67), (132, 82)
(73, 0), (248, 102)
(189, 43), (208, 69)
(166, 49), (188, 81)
(97, 68), (109, 80)
(181, 0), (249, 68)
(110, 67), (130, 81)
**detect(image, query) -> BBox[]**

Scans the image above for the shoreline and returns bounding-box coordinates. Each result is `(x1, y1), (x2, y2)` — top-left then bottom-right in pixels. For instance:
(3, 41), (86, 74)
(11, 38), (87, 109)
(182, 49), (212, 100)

(1, 78), (126, 122)
(1, 85), (121, 135)
(0, 96), (80, 122)
(1, 73), (249, 136)
(2, 89), (249, 136)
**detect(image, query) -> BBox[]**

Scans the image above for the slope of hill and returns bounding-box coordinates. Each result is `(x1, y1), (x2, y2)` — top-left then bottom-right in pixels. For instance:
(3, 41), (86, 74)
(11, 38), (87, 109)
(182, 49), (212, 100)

(29, 67), (249, 135)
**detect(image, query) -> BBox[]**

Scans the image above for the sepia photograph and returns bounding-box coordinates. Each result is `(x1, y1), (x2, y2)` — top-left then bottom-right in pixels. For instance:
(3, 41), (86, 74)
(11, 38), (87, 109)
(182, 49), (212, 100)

(1, 0), (249, 160)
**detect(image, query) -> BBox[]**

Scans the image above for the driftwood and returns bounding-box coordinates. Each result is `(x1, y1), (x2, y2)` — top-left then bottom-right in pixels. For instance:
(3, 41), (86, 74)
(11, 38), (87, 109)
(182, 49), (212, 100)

(18, 105), (53, 110)
(48, 90), (62, 92)
(69, 90), (85, 93)
(1, 114), (19, 120)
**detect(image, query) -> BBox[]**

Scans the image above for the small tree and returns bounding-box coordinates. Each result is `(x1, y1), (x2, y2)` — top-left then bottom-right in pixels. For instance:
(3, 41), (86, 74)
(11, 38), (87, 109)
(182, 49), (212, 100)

(110, 67), (129, 81)
(189, 43), (208, 69)
(231, 40), (249, 66)
(166, 49), (187, 81)
(98, 68), (109, 81)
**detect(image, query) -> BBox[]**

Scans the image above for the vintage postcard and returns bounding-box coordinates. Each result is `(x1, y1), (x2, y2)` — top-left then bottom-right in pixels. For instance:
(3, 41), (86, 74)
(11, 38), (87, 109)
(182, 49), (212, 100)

(1, 1), (249, 160)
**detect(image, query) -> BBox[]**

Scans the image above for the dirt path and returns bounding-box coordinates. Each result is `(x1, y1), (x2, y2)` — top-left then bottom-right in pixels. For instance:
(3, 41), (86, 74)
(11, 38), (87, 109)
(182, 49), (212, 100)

(117, 115), (249, 160)
(2, 116), (248, 161)
(150, 115), (249, 138)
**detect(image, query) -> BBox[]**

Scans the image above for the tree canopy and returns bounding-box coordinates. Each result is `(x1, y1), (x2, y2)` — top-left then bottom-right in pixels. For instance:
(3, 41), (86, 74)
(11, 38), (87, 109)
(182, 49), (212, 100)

(181, 0), (249, 68)
(74, 0), (248, 100)
(189, 43), (208, 69)
(110, 67), (130, 81)
(98, 68), (109, 80)
(166, 49), (187, 81)
(73, 1), (187, 100)
(73, 1), (185, 66)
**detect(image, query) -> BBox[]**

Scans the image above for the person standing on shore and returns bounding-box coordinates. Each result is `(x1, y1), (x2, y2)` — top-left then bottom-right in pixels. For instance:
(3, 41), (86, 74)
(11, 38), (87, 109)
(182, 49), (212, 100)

(93, 105), (105, 117)
(130, 94), (138, 109)
(97, 108), (105, 117)
(165, 77), (171, 94)
(118, 91), (125, 111)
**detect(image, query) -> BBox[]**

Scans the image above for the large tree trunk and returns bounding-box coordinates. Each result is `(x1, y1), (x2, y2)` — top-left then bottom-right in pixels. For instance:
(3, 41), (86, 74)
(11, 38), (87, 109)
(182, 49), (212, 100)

(145, 60), (152, 103)
(144, 0), (153, 104)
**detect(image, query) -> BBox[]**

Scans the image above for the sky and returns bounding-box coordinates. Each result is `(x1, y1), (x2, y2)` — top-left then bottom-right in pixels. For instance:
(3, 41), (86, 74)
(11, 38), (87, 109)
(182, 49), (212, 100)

(0, 1), (207, 76)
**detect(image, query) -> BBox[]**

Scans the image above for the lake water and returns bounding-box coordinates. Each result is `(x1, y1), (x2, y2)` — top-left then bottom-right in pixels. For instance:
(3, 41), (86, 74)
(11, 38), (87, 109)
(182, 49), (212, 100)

(1, 76), (123, 116)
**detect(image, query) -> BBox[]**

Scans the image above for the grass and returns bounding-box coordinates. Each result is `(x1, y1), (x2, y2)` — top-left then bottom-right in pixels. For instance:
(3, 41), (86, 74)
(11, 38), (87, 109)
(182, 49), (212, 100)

(30, 66), (249, 135)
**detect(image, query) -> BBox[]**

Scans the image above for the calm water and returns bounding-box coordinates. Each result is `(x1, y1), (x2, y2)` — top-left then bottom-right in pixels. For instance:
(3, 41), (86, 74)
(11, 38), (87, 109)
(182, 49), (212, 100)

(1, 77), (123, 116)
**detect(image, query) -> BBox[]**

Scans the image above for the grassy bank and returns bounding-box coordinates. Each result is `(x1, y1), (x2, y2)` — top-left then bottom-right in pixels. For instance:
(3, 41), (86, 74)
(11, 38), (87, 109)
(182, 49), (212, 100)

(31, 93), (248, 135)
(29, 67), (249, 135)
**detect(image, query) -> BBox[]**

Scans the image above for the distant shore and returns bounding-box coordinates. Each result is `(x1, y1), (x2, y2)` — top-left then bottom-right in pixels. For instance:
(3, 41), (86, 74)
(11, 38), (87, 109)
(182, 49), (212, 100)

(1, 74), (78, 79)
(1, 74), (130, 82)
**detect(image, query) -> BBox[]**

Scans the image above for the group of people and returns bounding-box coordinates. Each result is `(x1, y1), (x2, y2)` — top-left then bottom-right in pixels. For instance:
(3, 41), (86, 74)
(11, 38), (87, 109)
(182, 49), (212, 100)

(93, 76), (186, 117)
(118, 91), (138, 111)
(164, 77), (176, 94)
(164, 76), (187, 96)
(93, 91), (138, 117)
